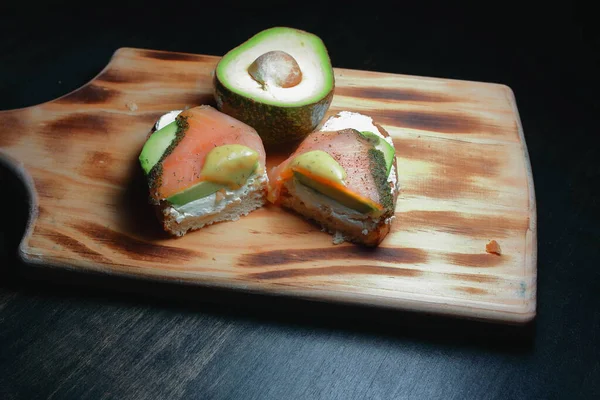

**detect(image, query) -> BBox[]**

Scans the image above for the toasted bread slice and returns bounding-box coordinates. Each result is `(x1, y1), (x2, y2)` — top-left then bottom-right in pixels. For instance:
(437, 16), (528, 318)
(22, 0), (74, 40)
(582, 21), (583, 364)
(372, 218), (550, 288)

(158, 169), (268, 237)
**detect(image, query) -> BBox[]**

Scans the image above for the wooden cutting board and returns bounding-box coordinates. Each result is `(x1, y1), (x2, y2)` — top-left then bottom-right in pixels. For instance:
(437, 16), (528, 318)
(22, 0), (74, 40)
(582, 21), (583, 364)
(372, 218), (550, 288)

(0, 47), (536, 324)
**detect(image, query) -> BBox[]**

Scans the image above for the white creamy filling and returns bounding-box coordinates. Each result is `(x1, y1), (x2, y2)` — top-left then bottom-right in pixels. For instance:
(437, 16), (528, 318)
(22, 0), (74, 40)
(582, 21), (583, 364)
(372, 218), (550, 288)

(221, 33), (328, 104)
(155, 110), (183, 131)
(291, 180), (375, 226)
(321, 111), (397, 189)
(167, 172), (267, 223)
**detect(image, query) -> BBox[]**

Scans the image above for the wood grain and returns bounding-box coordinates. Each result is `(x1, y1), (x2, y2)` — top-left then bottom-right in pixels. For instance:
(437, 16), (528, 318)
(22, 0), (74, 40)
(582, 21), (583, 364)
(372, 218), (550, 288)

(0, 47), (536, 324)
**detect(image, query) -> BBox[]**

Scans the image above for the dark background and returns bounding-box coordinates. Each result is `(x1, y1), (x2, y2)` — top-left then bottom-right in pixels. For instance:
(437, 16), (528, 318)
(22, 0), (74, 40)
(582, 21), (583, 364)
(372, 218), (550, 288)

(1, 2), (599, 399)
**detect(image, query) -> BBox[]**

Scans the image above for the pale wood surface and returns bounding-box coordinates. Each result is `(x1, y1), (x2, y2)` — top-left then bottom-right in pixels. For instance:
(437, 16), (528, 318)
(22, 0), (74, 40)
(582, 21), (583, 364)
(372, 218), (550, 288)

(0, 47), (536, 323)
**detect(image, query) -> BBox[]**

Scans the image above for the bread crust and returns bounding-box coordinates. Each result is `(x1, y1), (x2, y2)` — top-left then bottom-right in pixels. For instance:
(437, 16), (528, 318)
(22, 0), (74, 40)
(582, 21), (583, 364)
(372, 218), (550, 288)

(155, 172), (268, 237)
(279, 182), (394, 246)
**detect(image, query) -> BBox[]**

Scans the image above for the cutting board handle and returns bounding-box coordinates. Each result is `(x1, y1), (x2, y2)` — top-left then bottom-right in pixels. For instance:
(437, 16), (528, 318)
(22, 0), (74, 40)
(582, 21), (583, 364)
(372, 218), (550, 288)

(0, 48), (198, 262)
(0, 148), (39, 262)
(0, 52), (117, 257)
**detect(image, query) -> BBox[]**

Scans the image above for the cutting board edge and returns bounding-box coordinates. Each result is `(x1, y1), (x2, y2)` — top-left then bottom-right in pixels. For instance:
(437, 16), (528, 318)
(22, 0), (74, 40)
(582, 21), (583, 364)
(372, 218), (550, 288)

(0, 49), (123, 115)
(16, 248), (537, 325)
(0, 46), (515, 116)
(117, 45), (515, 88)
(505, 84), (538, 319)
(0, 149), (40, 268)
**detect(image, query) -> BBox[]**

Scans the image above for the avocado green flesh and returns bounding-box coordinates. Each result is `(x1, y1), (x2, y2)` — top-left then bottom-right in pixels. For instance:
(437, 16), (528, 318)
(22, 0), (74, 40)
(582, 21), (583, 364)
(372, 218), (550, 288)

(293, 171), (378, 215)
(167, 160), (259, 207)
(360, 131), (395, 175)
(216, 27), (334, 107)
(139, 121), (178, 175)
(167, 181), (225, 206)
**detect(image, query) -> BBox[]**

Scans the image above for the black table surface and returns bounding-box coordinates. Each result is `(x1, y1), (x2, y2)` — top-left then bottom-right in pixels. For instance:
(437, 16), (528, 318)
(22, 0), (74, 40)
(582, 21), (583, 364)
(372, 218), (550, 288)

(1, 3), (599, 399)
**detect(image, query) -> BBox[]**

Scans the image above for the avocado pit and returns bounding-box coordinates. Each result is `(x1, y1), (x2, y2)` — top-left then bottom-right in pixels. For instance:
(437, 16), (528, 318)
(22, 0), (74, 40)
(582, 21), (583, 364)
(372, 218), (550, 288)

(248, 50), (302, 89)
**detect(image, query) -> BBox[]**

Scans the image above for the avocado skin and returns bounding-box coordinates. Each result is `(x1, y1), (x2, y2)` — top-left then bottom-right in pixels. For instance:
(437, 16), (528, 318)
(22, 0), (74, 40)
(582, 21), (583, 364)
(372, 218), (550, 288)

(360, 131), (395, 176)
(368, 148), (394, 214)
(213, 75), (334, 148)
(146, 116), (189, 205)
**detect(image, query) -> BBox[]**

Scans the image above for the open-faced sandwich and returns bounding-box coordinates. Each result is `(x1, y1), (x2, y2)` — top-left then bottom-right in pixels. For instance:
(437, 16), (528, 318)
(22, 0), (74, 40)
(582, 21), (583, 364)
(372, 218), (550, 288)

(267, 111), (399, 246)
(139, 105), (268, 236)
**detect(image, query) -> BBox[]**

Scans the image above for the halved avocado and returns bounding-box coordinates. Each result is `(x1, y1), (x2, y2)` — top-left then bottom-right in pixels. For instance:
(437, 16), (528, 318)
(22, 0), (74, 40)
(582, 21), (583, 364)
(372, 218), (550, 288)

(139, 121), (178, 175)
(360, 131), (395, 175)
(214, 27), (335, 147)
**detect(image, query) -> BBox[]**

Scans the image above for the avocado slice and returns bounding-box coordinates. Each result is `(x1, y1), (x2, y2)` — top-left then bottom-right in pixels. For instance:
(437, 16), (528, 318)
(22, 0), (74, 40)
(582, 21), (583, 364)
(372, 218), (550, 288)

(167, 181), (225, 206)
(360, 131), (395, 176)
(214, 27), (335, 147)
(139, 121), (178, 175)
(289, 150), (381, 216)
(166, 145), (259, 206)
(293, 170), (380, 215)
